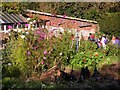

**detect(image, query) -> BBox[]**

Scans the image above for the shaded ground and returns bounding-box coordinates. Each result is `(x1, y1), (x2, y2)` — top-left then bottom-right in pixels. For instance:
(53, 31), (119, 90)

(2, 62), (120, 89)
(99, 62), (120, 80)
(39, 62), (120, 81)
(36, 62), (120, 89)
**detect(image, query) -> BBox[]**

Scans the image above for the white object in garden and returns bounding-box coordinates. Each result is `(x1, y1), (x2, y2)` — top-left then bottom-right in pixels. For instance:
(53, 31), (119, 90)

(33, 20), (36, 23)
(13, 29), (17, 32)
(4, 25), (7, 32)
(59, 27), (64, 33)
(32, 24), (35, 27)
(4, 29), (11, 34)
(32, 28), (34, 31)
(28, 24), (31, 29)
(26, 32), (29, 35)
(18, 29), (22, 33)
(101, 36), (106, 49)
(68, 30), (71, 33)
(30, 22), (33, 24)
(16, 25), (19, 29)
(27, 18), (31, 21)
(25, 28), (28, 31)
(8, 63), (11, 66)
(20, 35), (25, 39)
(59, 53), (62, 56)
(8, 33), (11, 36)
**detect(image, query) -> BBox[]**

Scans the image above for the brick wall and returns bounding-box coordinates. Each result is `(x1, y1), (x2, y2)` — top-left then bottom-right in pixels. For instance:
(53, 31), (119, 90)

(26, 13), (98, 40)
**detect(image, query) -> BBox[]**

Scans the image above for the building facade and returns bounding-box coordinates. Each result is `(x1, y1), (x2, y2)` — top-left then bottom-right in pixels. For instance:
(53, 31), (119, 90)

(26, 9), (99, 40)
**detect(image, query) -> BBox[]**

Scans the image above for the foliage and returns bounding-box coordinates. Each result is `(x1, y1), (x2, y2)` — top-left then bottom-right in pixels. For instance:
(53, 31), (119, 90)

(98, 12), (120, 36)
(84, 9), (100, 20)
(2, 2), (120, 36)
(1, 2), (120, 89)
(105, 44), (119, 57)
(2, 65), (21, 78)
(2, 29), (119, 90)
(3, 26), (119, 79)
(70, 41), (105, 69)
(2, 27), (75, 78)
(2, 77), (42, 89)
(2, 2), (22, 14)
(2, 77), (22, 89)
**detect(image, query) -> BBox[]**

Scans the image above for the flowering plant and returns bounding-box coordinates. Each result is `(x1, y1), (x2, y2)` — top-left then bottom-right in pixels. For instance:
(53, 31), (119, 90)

(4, 25), (75, 78)
(70, 41), (105, 69)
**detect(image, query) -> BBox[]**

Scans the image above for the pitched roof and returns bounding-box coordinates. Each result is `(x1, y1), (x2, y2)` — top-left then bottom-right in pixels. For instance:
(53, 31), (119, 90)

(26, 9), (98, 24)
(0, 12), (27, 24)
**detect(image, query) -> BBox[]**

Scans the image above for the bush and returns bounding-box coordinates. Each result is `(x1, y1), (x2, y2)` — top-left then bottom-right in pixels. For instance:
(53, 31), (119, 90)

(98, 12), (120, 36)
(3, 28), (75, 78)
(2, 77), (23, 89)
(70, 41), (105, 69)
(2, 65), (21, 78)
(106, 44), (119, 57)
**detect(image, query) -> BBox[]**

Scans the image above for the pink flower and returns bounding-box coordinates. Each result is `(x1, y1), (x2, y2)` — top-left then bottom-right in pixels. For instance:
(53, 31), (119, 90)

(25, 24), (28, 27)
(41, 61), (44, 65)
(8, 25), (12, 29)
(44, 50), (47, 55)
(34, 46), (38, 50)
(37, 30), (41, 34)
(38, 28), (42, 30)
(18, 22), (21, 25)
(43, 57), (46, 60)
(27, 51), (31, 55)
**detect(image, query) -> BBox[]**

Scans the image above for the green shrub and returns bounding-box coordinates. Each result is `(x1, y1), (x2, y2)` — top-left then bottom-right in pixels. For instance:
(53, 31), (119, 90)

(70, 40), (105, 69)
(3, 28), (75, 78)
(106, 44), (119, 57)
(2, 77), (23, 89)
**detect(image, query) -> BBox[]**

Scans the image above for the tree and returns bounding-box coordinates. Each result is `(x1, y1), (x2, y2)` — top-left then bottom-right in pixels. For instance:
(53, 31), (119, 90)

(98, 12), (120, 36)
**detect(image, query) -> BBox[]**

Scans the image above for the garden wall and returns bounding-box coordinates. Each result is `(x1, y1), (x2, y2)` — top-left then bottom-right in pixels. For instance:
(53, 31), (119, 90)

(26, 10), (98, 40)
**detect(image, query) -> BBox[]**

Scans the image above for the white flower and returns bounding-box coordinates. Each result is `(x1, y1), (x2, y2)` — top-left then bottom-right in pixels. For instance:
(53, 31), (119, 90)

(20, 35), (25, 39)
(13, 29), (17, 32)
(29, 22), (33, 24)
(8, 63), (11, 66)
(25, 28), (28, 31)
(59, 53), (62, 56)
(33, 20), (36, 23)
(66, 57), (68, 59)
(27, 18), (31, 21)
(32, 24), (35, 27)
(59, 27), (64, 33)
(8, 33), (11, 36)
(32, 28), (34, 31)
(43, 57), (46, 60)
(68, 30), (71, 33)
(18, 29), (22, 33)
(26, 32), (29, 35)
